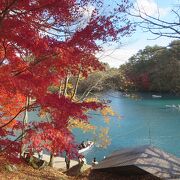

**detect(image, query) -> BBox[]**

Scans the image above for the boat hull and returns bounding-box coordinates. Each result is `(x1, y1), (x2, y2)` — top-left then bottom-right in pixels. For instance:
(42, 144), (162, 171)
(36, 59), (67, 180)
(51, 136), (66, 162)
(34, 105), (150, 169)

(78, 141), (94, 154)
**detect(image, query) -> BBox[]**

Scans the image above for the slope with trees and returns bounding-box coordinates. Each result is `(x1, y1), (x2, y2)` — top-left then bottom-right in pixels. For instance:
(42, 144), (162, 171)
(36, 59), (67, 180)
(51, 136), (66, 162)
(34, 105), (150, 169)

(120, 40), (180, 93)
(78, 40), (180, 94)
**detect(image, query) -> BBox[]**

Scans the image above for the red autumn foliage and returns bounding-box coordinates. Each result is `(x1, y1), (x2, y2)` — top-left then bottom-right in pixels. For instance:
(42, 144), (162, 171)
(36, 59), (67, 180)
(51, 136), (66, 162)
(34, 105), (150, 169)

(139, 73), (150, 90)
(0, 0), (132, 162)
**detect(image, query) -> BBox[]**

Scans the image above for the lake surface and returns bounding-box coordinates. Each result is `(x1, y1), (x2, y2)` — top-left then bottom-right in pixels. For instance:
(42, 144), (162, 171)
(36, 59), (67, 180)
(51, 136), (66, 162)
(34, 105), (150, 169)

(73, 91), (180, 163)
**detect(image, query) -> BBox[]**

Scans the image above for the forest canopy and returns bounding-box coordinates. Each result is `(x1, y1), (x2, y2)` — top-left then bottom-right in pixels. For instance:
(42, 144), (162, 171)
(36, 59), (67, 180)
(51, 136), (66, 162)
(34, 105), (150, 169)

(78, 40), (180, 94)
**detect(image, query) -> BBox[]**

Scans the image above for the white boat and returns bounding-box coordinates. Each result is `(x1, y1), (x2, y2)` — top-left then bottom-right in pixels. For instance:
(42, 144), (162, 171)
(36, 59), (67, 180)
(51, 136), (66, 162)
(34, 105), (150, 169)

(165, 105), (173, 108)
(165, 104), (180, 109)
(152, 95), (162, 98)
(123, 93), (130, 97)
(78, 141), (94, 153)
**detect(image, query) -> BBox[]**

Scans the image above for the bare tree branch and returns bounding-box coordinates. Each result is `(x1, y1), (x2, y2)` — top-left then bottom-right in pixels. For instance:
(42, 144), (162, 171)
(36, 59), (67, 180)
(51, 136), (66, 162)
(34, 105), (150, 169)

(127, 4), (180, 39)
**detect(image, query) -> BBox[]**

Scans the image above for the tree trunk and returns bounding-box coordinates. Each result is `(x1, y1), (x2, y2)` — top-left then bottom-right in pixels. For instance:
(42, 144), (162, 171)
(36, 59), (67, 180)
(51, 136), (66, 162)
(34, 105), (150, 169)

(20, 96), (29, 156)
(63, 72), (69, 96)
(58, 80), (62, 97)
(71, 65), (81, 100)
(49, 153), (54, 167)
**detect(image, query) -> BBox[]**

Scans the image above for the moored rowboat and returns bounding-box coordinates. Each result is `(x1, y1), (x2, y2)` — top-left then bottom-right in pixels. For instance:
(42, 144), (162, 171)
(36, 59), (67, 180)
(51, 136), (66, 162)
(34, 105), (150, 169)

(152, 95), (162, 98)
(78, 141), (94, 153)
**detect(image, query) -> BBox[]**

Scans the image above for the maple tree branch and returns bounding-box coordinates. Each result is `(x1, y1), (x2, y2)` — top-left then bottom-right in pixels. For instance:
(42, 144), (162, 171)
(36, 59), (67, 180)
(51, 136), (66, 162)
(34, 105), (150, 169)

(0, 133), (23, 153)
(0, 117), (39, 153)
(0, 107), (24, 129)
(0, 0), (19, 15)
(0, 101), (38, 129)
(0, 0), (19, 27)
(0, 128), (30, 153)
(12, 52), (59, 76)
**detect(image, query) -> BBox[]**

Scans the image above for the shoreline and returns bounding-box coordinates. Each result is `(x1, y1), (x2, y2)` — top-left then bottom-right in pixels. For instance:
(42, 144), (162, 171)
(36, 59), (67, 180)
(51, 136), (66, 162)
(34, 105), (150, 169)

(35, 153), (79, 170)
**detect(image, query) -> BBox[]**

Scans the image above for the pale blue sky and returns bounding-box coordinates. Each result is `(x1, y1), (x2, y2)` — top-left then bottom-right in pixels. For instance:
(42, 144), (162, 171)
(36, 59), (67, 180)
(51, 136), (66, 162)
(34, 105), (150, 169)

(98, 0), (179, 67)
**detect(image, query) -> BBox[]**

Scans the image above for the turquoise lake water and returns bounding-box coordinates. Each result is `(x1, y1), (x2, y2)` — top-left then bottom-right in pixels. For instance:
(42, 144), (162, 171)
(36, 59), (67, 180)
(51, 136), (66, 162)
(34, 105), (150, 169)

(29, 91), (180, 163)
(73, 91), (180, 163)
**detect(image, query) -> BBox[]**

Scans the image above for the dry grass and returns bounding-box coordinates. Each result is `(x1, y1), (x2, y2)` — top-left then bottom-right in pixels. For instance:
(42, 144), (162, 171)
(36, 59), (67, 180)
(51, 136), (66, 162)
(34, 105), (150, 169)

(0, 156), (72, 180)
(0, 156), (159, 180)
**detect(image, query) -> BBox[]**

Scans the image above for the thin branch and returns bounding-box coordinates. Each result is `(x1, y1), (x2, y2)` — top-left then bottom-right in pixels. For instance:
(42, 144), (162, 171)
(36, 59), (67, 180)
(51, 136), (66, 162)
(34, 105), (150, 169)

(0, 0), (19, 27)
(127, 6), (180, 39)
(12, 52), (59, 76)
(78, 75), (104, 102)
(0, 107), (24, 129)
(0, 132), (25, 153)
(0, 101), (38, 129)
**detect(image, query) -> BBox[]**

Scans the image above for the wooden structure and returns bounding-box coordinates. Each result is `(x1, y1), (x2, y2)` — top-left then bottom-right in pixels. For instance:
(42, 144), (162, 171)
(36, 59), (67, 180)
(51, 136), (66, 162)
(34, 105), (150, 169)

(93, 145), (180, 179)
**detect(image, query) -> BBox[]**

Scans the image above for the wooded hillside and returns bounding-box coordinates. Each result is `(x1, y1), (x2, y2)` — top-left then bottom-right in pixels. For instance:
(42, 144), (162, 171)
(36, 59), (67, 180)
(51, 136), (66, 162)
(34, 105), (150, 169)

(78, 40), (180, 94)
